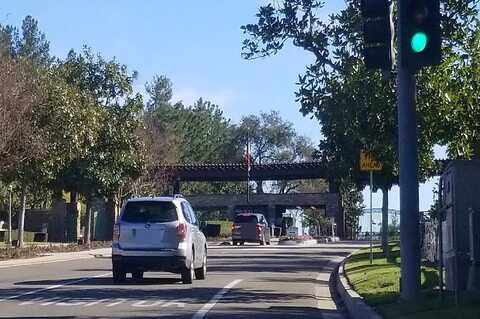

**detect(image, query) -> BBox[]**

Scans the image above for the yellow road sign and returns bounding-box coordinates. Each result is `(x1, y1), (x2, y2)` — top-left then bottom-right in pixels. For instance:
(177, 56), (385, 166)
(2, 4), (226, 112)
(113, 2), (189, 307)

(360, 150), (383, 171)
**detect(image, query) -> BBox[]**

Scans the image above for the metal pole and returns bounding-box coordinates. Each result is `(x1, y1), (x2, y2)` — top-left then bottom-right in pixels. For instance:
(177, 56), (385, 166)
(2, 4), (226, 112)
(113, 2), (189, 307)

(438, 177), (444, 299)
(370, 170), (373, 264)
(397, 0), (421, 297)
(246, 133), (250, 204)
(8, 185), (12, 246)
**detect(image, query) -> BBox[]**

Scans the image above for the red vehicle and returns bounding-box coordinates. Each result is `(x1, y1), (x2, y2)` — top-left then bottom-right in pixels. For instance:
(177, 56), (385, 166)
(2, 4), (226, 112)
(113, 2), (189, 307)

(231, 213), (271, 246)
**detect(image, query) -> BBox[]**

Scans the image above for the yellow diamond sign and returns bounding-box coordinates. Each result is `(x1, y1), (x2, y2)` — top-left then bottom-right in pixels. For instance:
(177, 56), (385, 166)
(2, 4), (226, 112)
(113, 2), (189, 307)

(360, 150), (383, 171)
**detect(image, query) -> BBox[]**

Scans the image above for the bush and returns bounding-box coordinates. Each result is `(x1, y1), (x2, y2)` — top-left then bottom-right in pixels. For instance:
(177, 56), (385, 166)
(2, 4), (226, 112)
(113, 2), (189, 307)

(203, 220), (232, 238)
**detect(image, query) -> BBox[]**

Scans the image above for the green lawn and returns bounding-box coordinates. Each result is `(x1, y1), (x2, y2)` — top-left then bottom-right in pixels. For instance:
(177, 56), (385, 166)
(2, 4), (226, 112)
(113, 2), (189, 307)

(345, 243), (480, 318)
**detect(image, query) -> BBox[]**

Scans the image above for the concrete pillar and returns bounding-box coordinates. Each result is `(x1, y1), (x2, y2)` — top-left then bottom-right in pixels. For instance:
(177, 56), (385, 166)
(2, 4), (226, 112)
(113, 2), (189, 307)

(49, 199), (67, 242)
(93, 198), (110, 241)
(173, 178), (181, 194)
(66, 201), (81, 242)
(267, 205), (276, 237)
(228, 205), (236, 221)
(335, 198), (345, 239)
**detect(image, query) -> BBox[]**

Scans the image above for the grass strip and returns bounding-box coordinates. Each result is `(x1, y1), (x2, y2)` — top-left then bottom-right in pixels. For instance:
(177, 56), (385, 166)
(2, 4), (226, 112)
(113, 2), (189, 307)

(344, 243), (480, 319)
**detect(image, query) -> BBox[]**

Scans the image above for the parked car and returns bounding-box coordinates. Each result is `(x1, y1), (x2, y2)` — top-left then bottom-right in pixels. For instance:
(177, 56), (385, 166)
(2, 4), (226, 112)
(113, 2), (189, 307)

(112, 195), (207, 284)
(232, 213), (271, 246)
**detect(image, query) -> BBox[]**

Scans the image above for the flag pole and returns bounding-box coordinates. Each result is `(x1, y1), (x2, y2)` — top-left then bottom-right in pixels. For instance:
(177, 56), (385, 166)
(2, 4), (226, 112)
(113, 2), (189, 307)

(246, 132), (250, 204)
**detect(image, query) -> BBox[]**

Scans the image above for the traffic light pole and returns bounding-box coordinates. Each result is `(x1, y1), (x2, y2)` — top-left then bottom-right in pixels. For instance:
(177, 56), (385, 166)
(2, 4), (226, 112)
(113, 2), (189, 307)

(397, 0), (421, 301)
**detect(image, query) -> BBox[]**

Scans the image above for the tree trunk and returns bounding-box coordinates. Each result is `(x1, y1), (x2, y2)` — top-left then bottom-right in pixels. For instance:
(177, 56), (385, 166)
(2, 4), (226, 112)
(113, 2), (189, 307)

(17, 186), (27, 248)
(105, 196), (116, 240)
(67, 191), (80, 242)
(473, 139), (480, 160)
(85, 199), (92, 247)
(382, 187), (389, 258)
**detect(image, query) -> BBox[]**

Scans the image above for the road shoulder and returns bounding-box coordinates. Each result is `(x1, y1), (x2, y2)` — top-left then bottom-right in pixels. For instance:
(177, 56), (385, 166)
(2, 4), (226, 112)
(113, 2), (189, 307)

(0, 247), (111, 269)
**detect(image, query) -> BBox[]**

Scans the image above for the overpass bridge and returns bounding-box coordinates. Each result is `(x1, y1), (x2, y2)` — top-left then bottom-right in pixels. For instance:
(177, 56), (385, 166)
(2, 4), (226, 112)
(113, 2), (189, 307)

(186, 192), (339, 230)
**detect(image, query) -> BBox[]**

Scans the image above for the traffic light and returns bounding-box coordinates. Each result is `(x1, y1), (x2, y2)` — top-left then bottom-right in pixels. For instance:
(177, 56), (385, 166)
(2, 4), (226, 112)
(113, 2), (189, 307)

(361, 0), (394, 70)
(400, 0), (441, 71)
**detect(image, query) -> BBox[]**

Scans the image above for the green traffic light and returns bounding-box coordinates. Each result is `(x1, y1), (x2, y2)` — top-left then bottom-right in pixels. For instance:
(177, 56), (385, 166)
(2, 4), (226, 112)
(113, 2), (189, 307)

(411, 32), (428, 53)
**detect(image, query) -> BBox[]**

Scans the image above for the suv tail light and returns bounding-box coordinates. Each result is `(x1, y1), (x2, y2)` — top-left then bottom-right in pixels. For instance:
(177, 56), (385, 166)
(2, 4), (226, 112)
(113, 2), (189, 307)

(113, 223), (120, 242)
(176, 223), (187, 241)
(256, 223), (263, 234)
(232, 224), (241, 232)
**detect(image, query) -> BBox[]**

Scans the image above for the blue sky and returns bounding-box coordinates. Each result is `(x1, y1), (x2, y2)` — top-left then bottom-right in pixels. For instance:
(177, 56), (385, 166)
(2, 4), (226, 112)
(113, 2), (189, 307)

(3, 1), (442, 211)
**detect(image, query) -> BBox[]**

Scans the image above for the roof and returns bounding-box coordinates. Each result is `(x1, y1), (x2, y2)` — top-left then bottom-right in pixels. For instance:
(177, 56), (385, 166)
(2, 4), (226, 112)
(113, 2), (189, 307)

(156, 161), (329, 182)
(127, 196), (186, 203)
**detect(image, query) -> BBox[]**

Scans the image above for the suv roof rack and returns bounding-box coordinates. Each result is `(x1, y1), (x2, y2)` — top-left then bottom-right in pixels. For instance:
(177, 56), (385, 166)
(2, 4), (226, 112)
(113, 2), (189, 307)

(173, 193), (184, 199)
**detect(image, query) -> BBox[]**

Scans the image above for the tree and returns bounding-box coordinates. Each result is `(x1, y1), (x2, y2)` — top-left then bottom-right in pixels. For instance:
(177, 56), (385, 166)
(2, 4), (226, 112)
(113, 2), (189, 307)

(237, 110), (313, 193)
(0, 16), (57, 247)
(241, 0), (480, 245)
(432, 21), (480, 159)
(0, 15), (51, 66)
(54, 48), (145, 240)
(143, 75), (244, 195)
(0, 58), (47, 247)
(145, 75), (174, 111)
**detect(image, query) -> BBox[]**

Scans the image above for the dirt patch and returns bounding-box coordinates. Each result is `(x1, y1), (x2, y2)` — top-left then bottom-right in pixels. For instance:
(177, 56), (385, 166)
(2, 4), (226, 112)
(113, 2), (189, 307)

(0, 241), (111, 261)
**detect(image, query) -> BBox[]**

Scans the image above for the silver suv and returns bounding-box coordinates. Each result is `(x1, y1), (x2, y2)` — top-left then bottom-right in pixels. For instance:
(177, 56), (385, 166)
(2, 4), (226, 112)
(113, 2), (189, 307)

(112, 195), (207, 284)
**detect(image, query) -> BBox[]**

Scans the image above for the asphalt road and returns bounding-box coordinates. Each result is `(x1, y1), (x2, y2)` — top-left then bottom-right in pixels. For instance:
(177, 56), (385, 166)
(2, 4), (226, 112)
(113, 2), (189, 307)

(0, 241), (365, 319)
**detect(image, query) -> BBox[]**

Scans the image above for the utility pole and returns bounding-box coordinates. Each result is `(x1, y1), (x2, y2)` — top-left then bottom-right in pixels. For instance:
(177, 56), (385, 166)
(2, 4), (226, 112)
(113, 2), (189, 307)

(370, 171), (374, 264)
(397, 0), (441, 301)
(397, 59), (420, 300)
(8, 184), (12, 246)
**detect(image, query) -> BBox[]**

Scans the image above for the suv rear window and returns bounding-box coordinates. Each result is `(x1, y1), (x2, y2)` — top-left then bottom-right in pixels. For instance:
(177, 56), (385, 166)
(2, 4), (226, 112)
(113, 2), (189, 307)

(234, 214), (258, 224)
(121, 201), (178, 223)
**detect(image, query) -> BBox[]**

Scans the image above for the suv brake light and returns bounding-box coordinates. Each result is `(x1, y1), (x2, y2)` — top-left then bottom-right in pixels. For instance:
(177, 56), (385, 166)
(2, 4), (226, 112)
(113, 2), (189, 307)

(113, 223), (120, 242)
(176, 223), (187, 241)
(232, 224), (241, 231)
(256, 223), (263, 233)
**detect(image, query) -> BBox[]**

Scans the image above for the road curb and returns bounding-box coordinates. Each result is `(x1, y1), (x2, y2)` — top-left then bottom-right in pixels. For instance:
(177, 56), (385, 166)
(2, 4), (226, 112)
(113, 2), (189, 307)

(336, 254), (383, 319)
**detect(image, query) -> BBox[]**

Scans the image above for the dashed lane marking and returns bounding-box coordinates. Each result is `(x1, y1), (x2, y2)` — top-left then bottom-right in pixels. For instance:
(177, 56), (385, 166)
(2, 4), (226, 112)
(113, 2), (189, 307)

(192, 279), (243, 319)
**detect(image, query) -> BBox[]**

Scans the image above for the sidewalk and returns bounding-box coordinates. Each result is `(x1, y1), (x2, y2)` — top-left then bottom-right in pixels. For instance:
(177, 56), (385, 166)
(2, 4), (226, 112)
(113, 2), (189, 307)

(0, 247), (111, 269)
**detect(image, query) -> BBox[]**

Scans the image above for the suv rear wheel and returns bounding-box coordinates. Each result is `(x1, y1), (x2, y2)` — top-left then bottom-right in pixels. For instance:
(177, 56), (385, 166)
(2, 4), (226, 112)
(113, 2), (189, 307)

(132, 270), (144, 281)
(259, 236), (266, 245)
(112, 263), (126, 284)
(182, 258), (194, 284)
(195, 254), (207, 280)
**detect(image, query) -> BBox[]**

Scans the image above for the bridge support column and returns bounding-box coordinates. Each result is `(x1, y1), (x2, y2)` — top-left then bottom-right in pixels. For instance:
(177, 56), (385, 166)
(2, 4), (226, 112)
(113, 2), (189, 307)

(228, 205), (236, 221)
(335, 205), (345, 239)
(173, 178), (181, 194)
(267, 205), (276, 237)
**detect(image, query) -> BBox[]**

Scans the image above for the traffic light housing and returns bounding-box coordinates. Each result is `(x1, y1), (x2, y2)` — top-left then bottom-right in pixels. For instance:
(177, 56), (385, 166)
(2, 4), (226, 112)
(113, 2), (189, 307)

(361, 0), (394, 70)
(400, 0), (441, 71)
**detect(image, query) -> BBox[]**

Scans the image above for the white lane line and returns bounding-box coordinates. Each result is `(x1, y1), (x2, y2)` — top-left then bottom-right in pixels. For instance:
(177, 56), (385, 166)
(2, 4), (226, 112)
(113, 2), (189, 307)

(0, 255), (94, 269)
(132, 300), (165, 307)
(19, 297), (45, 305)
(0, 272), (110, 302)
(83, 298), (110, 307)
(41, 297), (64, 306)
(192, 279), (243, 319)
(106, 298), (128, 307)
